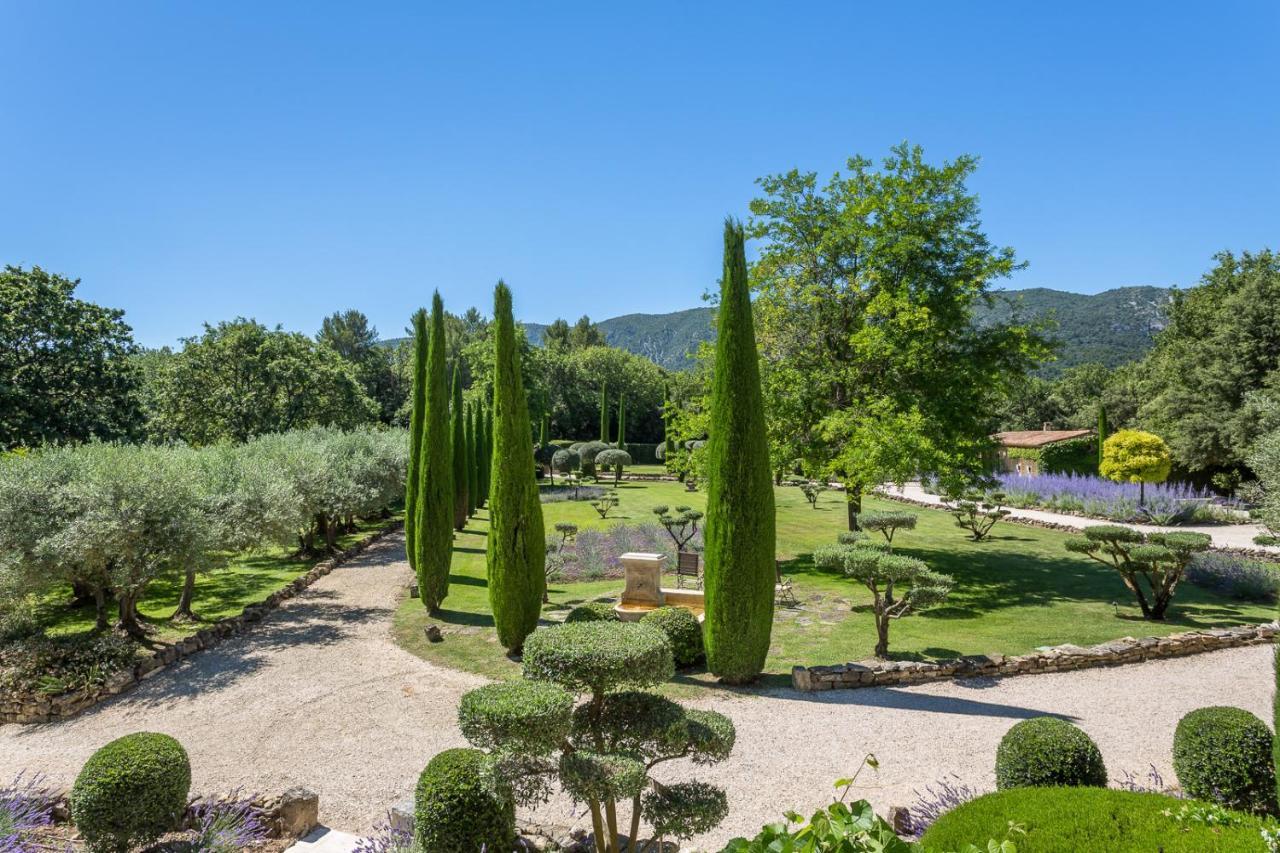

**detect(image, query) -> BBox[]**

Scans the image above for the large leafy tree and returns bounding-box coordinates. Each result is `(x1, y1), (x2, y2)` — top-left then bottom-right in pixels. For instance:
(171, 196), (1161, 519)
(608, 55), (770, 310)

(0, 266), (142, 449)
(748, 144), (1048, 526)
(1140, 249), (1280, 475)
(317, 309), (405, 424)
(703, 219), (776, 685)
(487, 281), (545, 654)
(143, 319), (378, 444)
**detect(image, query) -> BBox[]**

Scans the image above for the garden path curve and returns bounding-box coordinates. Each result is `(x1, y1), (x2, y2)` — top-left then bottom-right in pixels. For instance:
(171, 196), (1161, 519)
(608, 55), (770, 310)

(0, 532), (1272, 848)
(886, 481), (1280, 554)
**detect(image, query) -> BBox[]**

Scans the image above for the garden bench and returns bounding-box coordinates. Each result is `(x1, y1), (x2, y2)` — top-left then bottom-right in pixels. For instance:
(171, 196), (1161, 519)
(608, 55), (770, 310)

(675, 551), (702, 588)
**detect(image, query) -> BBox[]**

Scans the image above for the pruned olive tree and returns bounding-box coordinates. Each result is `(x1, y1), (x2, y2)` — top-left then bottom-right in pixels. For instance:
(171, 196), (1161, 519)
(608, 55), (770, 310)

(1065, 525), (1211, 619)
(856, 511), (918, 551)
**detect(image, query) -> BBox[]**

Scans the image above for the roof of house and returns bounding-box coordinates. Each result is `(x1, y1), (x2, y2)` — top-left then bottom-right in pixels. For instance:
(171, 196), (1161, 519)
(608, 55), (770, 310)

(993, 429), (1094, 449)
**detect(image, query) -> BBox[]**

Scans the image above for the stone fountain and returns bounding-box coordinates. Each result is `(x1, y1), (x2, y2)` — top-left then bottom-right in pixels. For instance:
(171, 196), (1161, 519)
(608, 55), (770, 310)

(613, 552), (705, 622)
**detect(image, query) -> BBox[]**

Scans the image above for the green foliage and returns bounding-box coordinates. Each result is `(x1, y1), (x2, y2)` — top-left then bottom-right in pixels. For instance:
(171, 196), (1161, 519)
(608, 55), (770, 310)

(1173, 706), (1276, 813)
(640, 605), (704, 667)
(140, 318), (378, 445)
(551, 448), (581, 475)
(703, 218), (776, 685)
(801, 480), (828, 508)
(577, 440), (610, 479)
(317, 308), (405, 424)
(563, 602), (619, 623)
(458, 681), (573, 755)
(921, 787), (1268, 852)
(652, 504), (703, 550)
(590, 489), (619, 519)
(1, 265), (141, 450)
(522, 622), (673, 695)
(1248, 428), (1280, 542)
(416, 294), (454, 611)
(1100, 430), (1172, 493)
(414, 748), (514, 853)
(404, 308), (429, 573)
(559, 751), (647, 802)
(595, 448), (632, 485)
(450, 364), (469, 530)
(70, 732), (192, 853)
(944, 491), (1011, 542)
(994, 717), (1107, 789)
(857, 511), (918, 548)
(642, 781), (729, 843)
(466, 403), (479, 515)
(1064, 525), (1210, 619)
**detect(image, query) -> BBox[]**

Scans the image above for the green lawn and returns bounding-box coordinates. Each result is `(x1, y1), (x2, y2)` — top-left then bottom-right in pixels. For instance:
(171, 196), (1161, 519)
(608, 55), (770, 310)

(394, 481), (1273, 689)
(35, 512), (402, 646)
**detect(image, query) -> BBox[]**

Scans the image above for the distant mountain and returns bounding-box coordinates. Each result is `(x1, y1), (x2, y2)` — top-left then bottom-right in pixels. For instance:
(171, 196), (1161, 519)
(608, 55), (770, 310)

(522, 307), (715, 370)
(381, 286), (1172, 375)
(977, 286), (1172, 376)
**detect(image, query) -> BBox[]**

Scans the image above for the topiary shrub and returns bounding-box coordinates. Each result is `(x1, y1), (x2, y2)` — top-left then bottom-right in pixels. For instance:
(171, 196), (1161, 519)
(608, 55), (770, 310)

(577, 441), (610, 479)
(1173, 706), (1276, 813)
(70, 732), (192, 853)
(524, 621), (674, 695)
(564, 601), (620, 623)
(414, 748), (515, 853)
(595, 448), (633, 485)
(551, 448), (581, 479)
(640, 606), (704, 668)
(995, 717), (1107, 790)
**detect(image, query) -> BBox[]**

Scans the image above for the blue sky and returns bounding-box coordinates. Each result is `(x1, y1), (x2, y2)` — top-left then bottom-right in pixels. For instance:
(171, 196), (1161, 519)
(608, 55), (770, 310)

(2, 2), (1277, 348)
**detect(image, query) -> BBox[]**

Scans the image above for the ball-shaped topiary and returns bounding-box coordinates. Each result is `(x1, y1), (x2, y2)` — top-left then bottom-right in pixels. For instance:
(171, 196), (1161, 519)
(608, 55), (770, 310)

(595, 449), (632, 469)
(458, 681), (573, 755)
(523, 621), (674, 695)
(995, 717), (1107, 790)
(551, 448), (581, 474)
(70, 732), (192, 853)
(415, 748), (515, 853)
(640, 606), (704, 668)
(564, 601), (620, 623)
(1173, 706), (1276, 813)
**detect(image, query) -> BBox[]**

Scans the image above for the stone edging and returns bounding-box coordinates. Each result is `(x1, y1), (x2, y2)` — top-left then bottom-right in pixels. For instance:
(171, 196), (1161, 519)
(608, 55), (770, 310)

(876, 489), (1280, 561)
(0, 521), (404, 725)
(793, 622), (1278, 692)
(41, 785), (320, 839)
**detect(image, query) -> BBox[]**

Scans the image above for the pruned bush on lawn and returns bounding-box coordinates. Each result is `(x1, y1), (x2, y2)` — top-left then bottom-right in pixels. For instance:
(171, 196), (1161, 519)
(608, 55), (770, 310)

(1064, 525), (1211, 619)
(942, 490), (1010, 541)
(1172, 706), (1276, 813)
(995, 717), (1107, 790)
(71, 732), (192, 853)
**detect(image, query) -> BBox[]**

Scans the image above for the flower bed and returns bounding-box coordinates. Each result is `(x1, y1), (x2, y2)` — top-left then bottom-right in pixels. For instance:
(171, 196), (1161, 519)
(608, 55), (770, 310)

(551, 522), (703, 582)
(994, 473), (1239, 524)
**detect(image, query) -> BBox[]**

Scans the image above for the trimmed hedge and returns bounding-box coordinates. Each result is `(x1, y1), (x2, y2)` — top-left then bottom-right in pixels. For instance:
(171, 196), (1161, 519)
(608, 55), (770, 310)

(995, 717), (1106, 790)
(523, 622), (674, 694)
(1173, 706), (1276, 813)
(920, 787), (1266, 852)
(70, 732), (192, 853)
(640, 606), (704, 668)
(563, 601), (620, 623)
(414, 748), (515, 853)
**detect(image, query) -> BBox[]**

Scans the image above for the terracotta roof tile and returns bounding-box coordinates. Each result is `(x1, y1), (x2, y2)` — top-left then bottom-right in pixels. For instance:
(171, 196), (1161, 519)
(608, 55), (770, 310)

(993, 429), (1094, 449)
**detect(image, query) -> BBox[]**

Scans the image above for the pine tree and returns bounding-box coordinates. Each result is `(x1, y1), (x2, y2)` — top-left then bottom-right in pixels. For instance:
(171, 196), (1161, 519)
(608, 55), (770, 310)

(416, 293), (453, 611)
(450, 364), (469, 530)
(466, 402), (479, 516)
(599, 384), (608, 441)
(404, 308), (428, 572)
(703, 218), (776, 684)
(487, 280), (546, 653)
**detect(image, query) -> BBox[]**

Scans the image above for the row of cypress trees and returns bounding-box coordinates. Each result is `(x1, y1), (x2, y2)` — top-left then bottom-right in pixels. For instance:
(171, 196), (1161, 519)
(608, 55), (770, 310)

(405, 293), (493, 613)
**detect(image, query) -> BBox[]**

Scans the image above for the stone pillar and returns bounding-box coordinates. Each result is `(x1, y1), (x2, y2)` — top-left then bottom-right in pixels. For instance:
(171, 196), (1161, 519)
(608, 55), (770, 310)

(619, 552), (666, 608)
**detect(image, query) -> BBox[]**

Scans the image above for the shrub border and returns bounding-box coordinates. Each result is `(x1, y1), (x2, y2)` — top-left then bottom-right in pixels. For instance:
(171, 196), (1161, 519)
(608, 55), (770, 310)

(0, 520), (403, 724)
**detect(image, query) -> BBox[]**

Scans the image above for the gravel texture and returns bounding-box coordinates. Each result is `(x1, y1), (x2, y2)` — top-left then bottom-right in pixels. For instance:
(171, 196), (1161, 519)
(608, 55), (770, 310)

(1, 532), (1271, 849)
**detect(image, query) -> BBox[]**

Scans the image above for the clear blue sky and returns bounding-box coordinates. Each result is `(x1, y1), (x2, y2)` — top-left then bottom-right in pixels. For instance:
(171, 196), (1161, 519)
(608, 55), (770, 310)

(3, 2), (1276, 348)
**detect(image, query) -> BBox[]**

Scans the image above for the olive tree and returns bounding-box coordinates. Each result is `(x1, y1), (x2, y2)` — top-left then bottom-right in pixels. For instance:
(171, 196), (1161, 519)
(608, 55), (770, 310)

(942, 490), (1010, 542)
(814, 540), (953, 658)
(1065, 525), (1210, 619)
(651, 505), (703, 551)
(857, 511), (918, 551)
(457, 622), (735, 852)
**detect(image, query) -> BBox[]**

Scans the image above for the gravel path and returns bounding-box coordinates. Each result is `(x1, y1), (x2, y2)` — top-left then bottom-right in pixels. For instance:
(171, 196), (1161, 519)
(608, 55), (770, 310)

(887, 481), (1280, 554)
(1, 532), (1272, 849)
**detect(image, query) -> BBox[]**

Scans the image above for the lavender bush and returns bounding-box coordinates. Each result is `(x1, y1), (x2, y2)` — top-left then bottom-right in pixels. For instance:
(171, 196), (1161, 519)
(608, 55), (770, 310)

(188, 791), (269, 853)
(1185, 553), (1280, 602)
(904, 774), (980, 838)
(996, 473), (1238, 524)
(0, 772), (55, 852)
(552, 522), (703, 581)
(354, 815), (419, 853)
(1114, 764), (1178, 795)
(539, 484), (607, 503)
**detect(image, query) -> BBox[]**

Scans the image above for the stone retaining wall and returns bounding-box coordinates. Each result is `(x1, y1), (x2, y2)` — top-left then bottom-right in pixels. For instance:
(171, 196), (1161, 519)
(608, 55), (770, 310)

(0, 521), (403, 725)
(792, 622), (1278, 691)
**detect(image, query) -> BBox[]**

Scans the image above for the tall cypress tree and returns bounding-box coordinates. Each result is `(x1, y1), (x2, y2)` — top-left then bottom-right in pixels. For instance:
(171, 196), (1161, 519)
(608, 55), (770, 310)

(487, 280), (546, 654)
(482, 404), (493, 507)
(703, 218), (776, 685)
(466, 402), (479, 516)
(599, 385), (608, 441)
(662, 381), (675, 460)
(451, 364), (469, 530)
(617, 395), (626, 450)
(404, 308), (429, 572)
(1097, 405), (1109, 470)
(416, 293), (453, 611)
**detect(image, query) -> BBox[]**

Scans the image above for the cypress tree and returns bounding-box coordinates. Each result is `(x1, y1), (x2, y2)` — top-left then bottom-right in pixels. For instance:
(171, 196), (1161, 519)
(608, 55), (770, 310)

(487, 280), (546, 654)
(599, 385), (608, 441)
(451, 364), (469, 530)
(617, 396), (626, 450)
(1097, 405), (1108, 470)
(702, 218), (776, 685)
(416, 293), (453, 611)
(467, 402), (480, 515)
(404, 308), (428, 572)
(483, 404), (493, 506)
(662, 381), (675, 460)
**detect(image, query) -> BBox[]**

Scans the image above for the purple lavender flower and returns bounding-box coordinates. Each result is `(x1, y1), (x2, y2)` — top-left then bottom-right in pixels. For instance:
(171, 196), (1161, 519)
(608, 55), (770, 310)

(354, 814), (417, 853)
(996, 473), (1234, 524)
(566, 522), (703, 581)
(189, 790), (269, 853)
(0, 772), (55, 853)
(904, 774), (981, 837)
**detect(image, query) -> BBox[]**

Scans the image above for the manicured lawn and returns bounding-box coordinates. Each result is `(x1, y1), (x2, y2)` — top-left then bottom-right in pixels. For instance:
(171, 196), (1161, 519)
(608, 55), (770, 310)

(393, 481), (1273, 688)
(35, 512), (402, 646)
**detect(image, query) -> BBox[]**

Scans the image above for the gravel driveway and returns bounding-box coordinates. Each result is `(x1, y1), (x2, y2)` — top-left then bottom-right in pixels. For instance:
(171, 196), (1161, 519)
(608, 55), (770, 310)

(1, 532), (1272, 848)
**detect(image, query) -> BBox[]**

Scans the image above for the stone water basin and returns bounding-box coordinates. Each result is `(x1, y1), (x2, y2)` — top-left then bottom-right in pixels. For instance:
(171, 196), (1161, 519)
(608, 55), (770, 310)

(613, 552), (706, 622)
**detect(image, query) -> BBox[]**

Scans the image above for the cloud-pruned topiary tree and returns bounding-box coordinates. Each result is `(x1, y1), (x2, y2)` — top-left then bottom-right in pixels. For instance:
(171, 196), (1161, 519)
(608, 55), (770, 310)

(857, 510), (918, 552)
(416, 293), (454, 611)
(703, 218), (776, 685)
(487, 281), (546, 654)
(1100, 429), (1172, 506)
(451, 364), (469, 530)
(1065, 525), (1210, 619)
(405, 308), (428, 573)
